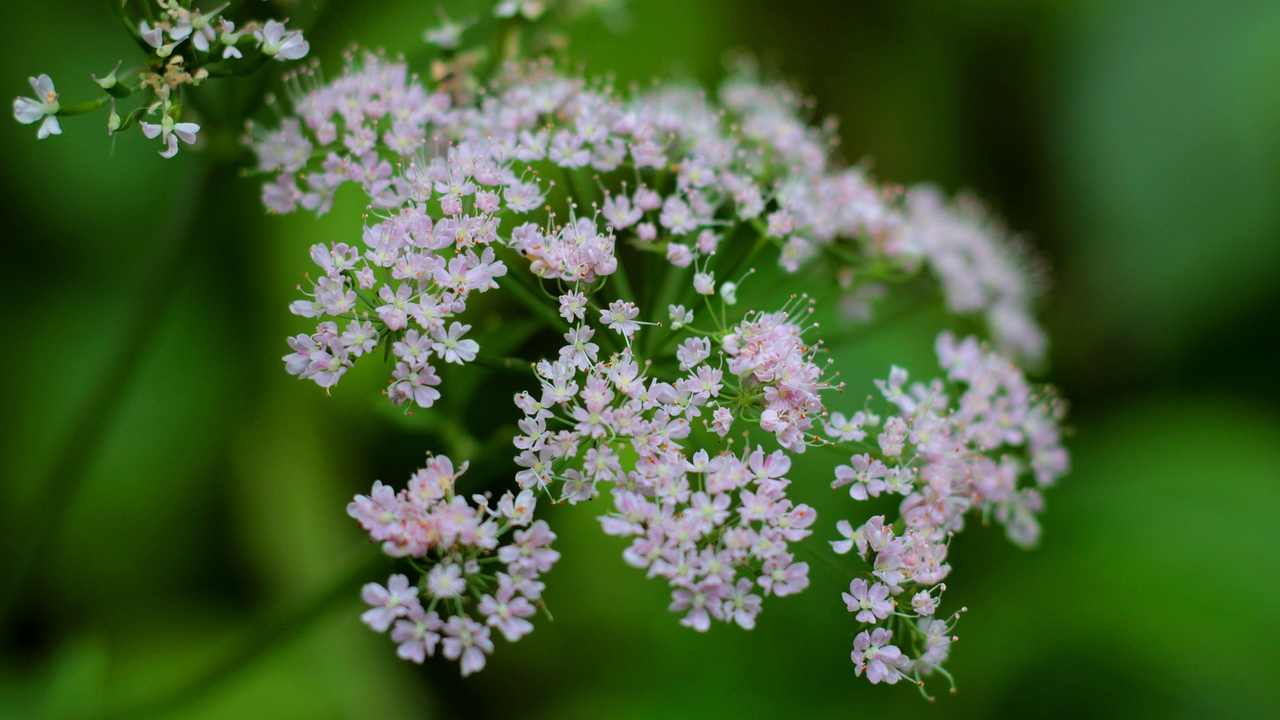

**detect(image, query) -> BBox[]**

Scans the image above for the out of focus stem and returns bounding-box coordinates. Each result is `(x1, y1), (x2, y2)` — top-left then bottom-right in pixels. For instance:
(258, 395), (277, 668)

(0, 163), (212, 621)
(94, 549), (390, 720)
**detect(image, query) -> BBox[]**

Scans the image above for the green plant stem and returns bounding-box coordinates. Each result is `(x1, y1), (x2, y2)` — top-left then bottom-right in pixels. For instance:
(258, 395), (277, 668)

(498, 273), (569, 331)
(473, 354), (536, 375)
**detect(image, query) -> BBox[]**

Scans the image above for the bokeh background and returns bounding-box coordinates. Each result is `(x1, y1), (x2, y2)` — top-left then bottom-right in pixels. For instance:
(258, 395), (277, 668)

(3, 0), (1279, 717)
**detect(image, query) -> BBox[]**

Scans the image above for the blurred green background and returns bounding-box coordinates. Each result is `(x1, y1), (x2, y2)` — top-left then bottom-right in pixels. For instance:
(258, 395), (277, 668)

(3, 0), (1278, 717)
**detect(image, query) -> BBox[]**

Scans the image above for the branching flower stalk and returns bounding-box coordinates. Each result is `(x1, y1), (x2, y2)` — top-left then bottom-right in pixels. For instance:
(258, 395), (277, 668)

(13, 0), (310, 156)
(13, 0), (1070, 698)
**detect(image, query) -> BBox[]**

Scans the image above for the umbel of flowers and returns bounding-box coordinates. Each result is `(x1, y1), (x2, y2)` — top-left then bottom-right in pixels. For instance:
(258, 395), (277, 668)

(349, 455), (558, 675)
(247, 42), (1071, 691)
(827, 332), (1068, 691)
(12, 1), (1070, 696)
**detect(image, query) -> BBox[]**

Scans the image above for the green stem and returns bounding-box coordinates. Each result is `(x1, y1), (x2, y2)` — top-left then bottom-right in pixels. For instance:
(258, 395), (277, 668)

(472, 355), (535, 375)
(57, 95), (112, 116)
(499, 274), (568, 332)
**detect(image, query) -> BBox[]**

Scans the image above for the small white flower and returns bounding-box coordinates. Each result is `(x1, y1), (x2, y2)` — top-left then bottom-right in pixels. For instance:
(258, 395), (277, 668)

(668, 304), (693, 329)
(255, 20), (309, 61)
(13, 74), (61, 140)
(693, 272), (715, 296)
(141, 115), (200, 159)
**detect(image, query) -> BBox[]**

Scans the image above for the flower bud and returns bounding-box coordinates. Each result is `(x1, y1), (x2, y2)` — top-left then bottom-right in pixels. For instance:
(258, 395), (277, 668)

(93, 62), (132, 98)
(93, 66), (117, 90)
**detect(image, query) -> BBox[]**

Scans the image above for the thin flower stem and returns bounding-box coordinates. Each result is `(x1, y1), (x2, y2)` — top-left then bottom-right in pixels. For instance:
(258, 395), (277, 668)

(610, 263), (637, 304)
(498, 274), (569, 331)
(472, 354), (535, 375)
(57, 94), (112, 116)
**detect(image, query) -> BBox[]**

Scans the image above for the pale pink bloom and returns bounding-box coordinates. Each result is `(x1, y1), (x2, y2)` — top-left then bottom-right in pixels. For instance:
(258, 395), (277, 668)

(256, 19), (309, 60)
(842, 578), (894, 623)
(431, 321), (479, 364)
(912, 590), (938, 617)
(426, 563), (466, 599)
(852, 628), (906, 684)
(498, 520), (560, 573)
(666, 243), (693, 267)
(693, 272), (715, 295)
(670, 581), (726, 632)
(360, 574), (420, 632)
(391, 606), (442, 663)
(441, 615), (493, 676)
(723, 578), (762, 629)
(758, 555), (809, 597)
(558, 291), (587, 322)
(601, 300), (640, 338)
(478, 577), (537, 641)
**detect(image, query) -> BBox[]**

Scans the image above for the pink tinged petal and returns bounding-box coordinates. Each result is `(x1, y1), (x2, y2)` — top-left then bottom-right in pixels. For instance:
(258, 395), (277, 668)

(140, 122), (162, 139)
(460, 646), (486, 676)
(396, 640), (425, 664)
(360, 582), (389, 606)
(360, 606), (394, 633)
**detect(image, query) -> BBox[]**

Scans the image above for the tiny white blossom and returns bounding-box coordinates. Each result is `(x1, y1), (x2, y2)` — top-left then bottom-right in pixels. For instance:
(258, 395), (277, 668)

(141, 116), (200, 159)
(13, 75), (61, 139)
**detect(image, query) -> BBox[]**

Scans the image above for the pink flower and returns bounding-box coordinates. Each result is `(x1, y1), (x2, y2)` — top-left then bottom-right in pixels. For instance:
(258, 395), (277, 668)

(360, 574), (420, 632)
(391, 606), (442, 663)
(669, 581), (726, 632)
(601, 300), (641, 338)
(758, 555), (809, 597)
(851, 628), (906, 684)
(478, 576), (537, 641)
(723, 578), (762, 629)
(498, 520), (560, 573)
(842, 579), (894, 623)
(441, 615), (493, 676)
